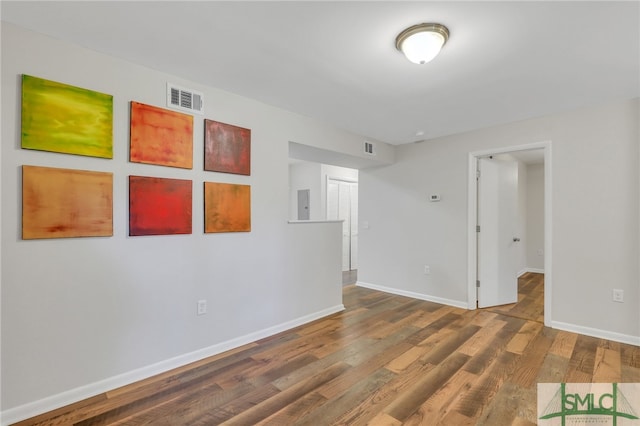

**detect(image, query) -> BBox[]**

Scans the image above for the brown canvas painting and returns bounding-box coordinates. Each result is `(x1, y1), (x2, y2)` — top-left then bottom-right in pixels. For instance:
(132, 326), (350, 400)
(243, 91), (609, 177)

(22, 165), (113, 239)
(204, 119), (251, 175)
(204, 182), (251, 233)
(130, 101), (193, 169)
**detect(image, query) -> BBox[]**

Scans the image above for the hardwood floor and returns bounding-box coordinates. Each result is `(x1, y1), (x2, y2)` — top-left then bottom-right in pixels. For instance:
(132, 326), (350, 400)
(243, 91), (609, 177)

(485, 272), (544, 323)
(14, 279), (639, 425)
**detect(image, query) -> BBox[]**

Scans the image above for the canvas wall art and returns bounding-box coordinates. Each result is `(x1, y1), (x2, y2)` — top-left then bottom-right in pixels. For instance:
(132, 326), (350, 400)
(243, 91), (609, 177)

(130, 102), (193, 169)
(204, 119), (251, 175)
(21, 74), (113, 158)
(204, 182), (251, 233)
(129, 176), (192, 236)
(22, 165), (113, 239)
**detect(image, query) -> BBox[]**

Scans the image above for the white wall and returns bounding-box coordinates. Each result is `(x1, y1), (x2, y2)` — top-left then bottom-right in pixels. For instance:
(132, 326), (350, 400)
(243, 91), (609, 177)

(288, 161), (322, 220)
(359, 98), (639, 343)
(0, 23), (392, 421)
(526, 163), (545, 271)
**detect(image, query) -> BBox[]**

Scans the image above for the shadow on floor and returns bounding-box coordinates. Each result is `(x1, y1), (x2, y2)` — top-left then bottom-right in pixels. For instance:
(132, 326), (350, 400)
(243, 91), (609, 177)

(342, 270), (357, 286)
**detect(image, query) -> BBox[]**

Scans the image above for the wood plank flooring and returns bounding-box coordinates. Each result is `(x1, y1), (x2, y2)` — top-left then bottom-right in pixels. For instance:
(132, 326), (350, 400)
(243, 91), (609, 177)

(485, 272), (544, 323)
(14, 274), (639, 425)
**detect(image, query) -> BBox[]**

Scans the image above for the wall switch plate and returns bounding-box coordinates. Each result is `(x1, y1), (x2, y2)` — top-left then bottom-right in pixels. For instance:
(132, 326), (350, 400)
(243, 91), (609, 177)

(197, 299), (207, 315)
(424, 265), (431, 275)
(612, 289), (624, 303)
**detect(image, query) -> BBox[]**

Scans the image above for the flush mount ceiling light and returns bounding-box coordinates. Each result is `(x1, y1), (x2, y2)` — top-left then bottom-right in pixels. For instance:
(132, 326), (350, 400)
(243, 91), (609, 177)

(395, 23), (449, 65)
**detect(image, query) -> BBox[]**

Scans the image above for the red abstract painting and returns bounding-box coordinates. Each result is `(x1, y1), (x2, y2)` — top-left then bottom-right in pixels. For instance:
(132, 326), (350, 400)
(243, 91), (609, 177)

(129, 176), (192, 236)
(130, 101), (193, 169)
(204, 119), (250, 175)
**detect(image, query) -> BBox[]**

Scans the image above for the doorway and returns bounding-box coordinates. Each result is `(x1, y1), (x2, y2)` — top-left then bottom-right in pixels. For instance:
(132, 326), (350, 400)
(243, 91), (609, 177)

(327, 178), (358, 272)
(468, 141), (552, 327)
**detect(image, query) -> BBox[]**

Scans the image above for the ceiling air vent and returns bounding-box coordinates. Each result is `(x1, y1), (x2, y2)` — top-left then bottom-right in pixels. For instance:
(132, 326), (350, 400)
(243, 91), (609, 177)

(167, 83), (204, 115)
(364, 141), (376, 156)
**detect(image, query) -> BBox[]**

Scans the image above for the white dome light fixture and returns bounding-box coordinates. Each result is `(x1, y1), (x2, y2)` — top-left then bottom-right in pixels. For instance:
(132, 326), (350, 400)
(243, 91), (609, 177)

(395, 23), (449, 65)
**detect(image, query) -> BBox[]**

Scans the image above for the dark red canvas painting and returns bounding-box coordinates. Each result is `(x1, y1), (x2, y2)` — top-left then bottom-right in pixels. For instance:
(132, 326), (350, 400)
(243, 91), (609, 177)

(129, 176), (192, 236)
(204, 119), (250, 175)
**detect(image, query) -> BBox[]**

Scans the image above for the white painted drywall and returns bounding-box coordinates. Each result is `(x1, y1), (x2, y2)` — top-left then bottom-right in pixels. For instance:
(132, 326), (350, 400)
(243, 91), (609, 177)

(359, 98), (639, 341)
(0, 23), (391, 419)
(288, 161), (322, 220)
(526, 163), (545, 271)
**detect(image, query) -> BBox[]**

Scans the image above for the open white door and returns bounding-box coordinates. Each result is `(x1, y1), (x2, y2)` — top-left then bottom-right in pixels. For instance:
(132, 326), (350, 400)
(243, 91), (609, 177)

(477, 156), (520, 308)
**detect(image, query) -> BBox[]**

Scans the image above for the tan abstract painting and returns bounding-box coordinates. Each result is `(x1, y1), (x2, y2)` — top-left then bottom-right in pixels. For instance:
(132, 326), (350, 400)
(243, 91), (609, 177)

(22, 165), (113, 239)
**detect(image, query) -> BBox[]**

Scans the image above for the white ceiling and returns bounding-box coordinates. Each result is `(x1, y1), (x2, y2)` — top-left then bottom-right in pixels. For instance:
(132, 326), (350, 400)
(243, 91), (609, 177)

(2, 1), (639, 145)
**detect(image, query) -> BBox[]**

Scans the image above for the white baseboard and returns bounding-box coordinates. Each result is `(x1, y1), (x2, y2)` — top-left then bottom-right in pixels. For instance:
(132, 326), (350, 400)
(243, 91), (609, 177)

(0, 304), (345, 426)
(356, 281), (468, 309)
(518, 267), (545, 277)
(551, 320), (640, 347)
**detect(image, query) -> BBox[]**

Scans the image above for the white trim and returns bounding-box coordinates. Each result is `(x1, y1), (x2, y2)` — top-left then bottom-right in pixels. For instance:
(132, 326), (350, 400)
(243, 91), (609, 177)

(356, 281), (468, 309)
(523, 267), (545, 275)
(551, 321), (640, 347)
(518, 267), (545, 277)
(543, 143), (553, 328)
(287, 220), (343, 224)
(0, 304), (345, 426)
(326, 176), (358, 184)
(467, 141), (553, 328)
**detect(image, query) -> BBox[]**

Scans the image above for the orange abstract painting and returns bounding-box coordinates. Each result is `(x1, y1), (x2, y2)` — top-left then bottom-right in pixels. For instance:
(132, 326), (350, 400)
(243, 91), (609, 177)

(204, 182), (251, 233)
(22, 165), (113, 239)
(130, 101), (193, 169)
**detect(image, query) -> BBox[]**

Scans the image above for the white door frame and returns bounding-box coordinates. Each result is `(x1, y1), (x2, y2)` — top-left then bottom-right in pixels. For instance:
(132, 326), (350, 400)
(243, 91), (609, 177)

(467, 141), (553, 327)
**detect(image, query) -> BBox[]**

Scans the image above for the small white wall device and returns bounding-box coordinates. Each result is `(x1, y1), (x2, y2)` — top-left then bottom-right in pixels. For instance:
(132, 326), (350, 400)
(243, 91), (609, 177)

(429, 194), (441, 202)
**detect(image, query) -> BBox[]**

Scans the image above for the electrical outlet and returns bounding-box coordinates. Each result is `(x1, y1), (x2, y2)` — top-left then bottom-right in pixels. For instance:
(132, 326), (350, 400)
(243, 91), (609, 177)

(424, 265), (431, 275)
(612, 289), (624, 303)
(197, 299), (207, 315)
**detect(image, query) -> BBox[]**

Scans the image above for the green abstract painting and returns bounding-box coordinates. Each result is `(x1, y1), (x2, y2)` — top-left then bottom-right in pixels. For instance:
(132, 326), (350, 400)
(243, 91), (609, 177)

(21, 75), (113, 158)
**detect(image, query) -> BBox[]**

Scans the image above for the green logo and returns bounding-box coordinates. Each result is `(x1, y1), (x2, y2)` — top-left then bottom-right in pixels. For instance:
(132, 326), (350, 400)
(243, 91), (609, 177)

(539, 383), (639, 425)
